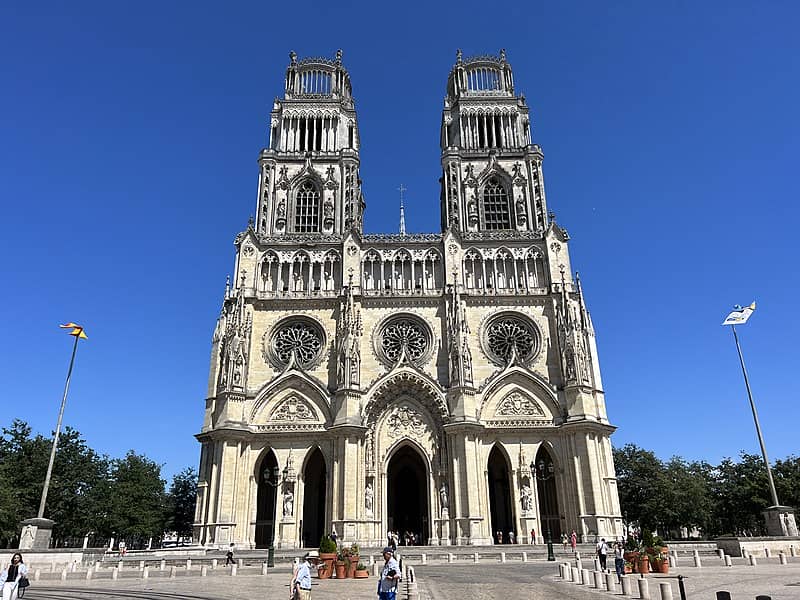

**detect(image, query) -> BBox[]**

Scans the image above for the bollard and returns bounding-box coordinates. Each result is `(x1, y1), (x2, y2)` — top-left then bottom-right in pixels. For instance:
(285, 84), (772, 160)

(724, 555), (732, 567)
(715, 592), (731, 600)
(448, 553), (454, 563)
(160, 559), (166, 571)
(764, 548), (771, 558)
(791, 545), (797, 557)
(576, 557), (583, 570)
(261, 561), (268, 575)
(212, 558), (218, 570)
(421, 553), (427, 565)
(668, 554), (676, 568)
(593, 558), (601, 571)
(575, 550), (581, 560)
(637, 576), (650, 600)
(372, 562), (380, 577)
(749, 554), (757, 566)
(522, 551), (528, 563)
(678, 575), (687, 600)
(86, 568), (93, 580)
(473, 552), (479, 563)
(672, 550), (679, 565)
(201, 565), (208, 577)
(571, 566), (579, 583)
(186, 558), (192, 571)
(118, 560), (124, 571)
(559, 563), (565, 579)
(33, 569), (40, 582)
(169, 566), (177, 579)
(659, 581), (673, 600)
(621, 575), (633, 596)
(61, 568), (68, 581)
(581, 568), (591, 588)
(780, 552), (787, 565)
(71, 562), (77, 572)
(593, 570), (605, 590)
(605, 571), (617, 593)
(717, 548), (724, 559)
(563, 565), (572, 581)
(238, 558), (243, 568)
(112, 567), (119, 580)
(500, 552), (506, 563)
(142, 566), (149, 580)
(693, 554), (702, 568)
(230, 564), (237, 576)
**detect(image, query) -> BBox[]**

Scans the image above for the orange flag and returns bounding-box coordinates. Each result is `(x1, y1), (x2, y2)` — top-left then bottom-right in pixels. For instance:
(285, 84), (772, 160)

(59, 323), (88, 339)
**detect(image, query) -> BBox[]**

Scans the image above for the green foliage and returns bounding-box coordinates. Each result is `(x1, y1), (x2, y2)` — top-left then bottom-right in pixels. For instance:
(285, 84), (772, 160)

(165, 467), (197, 539)
(319, 535), (337, 553)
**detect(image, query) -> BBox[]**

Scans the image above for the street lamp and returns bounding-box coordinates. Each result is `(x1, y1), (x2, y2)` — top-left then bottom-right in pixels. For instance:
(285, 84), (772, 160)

(263, 464), (288, 567)
(532, 459), (556, 561)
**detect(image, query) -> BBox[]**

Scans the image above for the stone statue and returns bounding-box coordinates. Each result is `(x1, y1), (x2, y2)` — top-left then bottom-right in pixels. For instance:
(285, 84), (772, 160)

(439, 483), (448, 509)
(283, 488), (294, 517)
(521, 484), (533, 512)
(365, 482), (374, 515)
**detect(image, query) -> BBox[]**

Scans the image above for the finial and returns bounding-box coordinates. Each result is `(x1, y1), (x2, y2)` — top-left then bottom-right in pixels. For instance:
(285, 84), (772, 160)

(247, 215), (254, 228)
(398, 184), (407, 236)
(548, 210), (556, 223)
(289, 51), (297, 65)
(456, 49), (463, 64)
(224, 274), (231, 297)
(335, 49), (343, 64)
(500, 48), (507, 63)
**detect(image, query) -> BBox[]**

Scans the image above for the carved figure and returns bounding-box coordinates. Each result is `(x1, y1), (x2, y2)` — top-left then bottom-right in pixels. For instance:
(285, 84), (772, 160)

(283, 487), (294, 517)
(365, 482), (374, 514)
(521, 484), (533, 512)
(439, 483), (448, 509)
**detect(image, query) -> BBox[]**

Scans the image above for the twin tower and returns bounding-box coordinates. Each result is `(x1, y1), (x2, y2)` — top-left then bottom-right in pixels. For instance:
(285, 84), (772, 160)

(194, 50), (622, 549)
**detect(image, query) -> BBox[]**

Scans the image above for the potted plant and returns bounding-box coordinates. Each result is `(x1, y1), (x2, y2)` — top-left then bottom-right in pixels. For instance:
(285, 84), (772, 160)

(643, 532), (668, 574)
(335, 547), (348, 579)
(623, 536), (640, 571)
(354, 562), (369, 578)
(624, 561), (633, 574)
(636, 553), (650, 574)
(346, 543), (360, 579)
(318, 535), (337, 579)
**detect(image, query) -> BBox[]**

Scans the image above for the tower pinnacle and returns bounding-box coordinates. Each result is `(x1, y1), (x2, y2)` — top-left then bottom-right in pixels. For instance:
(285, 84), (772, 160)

(398, 183), (407, 235)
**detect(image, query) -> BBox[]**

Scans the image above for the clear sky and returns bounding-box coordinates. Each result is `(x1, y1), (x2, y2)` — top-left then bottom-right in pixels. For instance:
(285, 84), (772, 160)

(2, 2), (798, 482)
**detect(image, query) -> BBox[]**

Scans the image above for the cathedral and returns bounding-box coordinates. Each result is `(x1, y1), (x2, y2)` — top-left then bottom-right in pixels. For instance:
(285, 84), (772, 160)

(193, 50), (623, 549)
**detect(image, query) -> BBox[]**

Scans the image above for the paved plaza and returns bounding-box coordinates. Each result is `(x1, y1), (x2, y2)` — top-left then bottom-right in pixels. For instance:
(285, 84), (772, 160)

(15, 555), (800, 600)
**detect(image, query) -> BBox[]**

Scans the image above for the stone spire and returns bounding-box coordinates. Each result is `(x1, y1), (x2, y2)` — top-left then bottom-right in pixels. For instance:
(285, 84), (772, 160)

(398, 184), (407, 235)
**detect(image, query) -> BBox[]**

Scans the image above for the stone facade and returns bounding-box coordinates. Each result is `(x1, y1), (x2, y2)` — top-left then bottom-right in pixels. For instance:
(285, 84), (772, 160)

(194, 50), (623, 549)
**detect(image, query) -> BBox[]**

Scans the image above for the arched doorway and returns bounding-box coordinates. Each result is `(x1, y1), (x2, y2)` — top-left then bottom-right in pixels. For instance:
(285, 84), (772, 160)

(487, 445), (515, 543)
(387, 445), (428, 545)
(301, 448), (326, 547)
(535, 446), (562, 540)
(255, 451), (279, 548)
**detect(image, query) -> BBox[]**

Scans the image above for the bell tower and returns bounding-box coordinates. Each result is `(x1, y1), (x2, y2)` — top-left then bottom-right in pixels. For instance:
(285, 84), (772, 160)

(256, 50), (365, 237)
(440, 49), (548, 234)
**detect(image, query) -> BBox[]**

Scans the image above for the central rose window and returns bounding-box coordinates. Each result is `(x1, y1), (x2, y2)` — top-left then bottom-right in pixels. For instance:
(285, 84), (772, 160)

(484, 313), (540, 365)
(376, 314), (432, 367)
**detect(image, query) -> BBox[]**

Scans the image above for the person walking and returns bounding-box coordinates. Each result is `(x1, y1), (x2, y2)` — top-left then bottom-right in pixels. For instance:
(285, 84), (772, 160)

(596, 538), (609, 571)
(378, 547), (401, 600)
(561, 533), (568, 549)
(530, 529), (536, 544)
(225, 543), (235, 565)
(0, 553), (28, 600)
(290, 551), (319, 600)
(613, 542), (625, 583)
(570, 530), (577, 551)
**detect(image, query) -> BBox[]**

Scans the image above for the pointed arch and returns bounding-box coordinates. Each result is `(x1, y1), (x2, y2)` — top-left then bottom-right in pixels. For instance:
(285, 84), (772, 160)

(534, 444), (562, 539)
(250, 371), (332, 426)
(364, 367), (448, 429)
(292, 179), (322, 233)
(301, 446), (327, 547)
(487, 443), (515, 543)
(478, 367), (560, 424)
(255, 448), (279, 548)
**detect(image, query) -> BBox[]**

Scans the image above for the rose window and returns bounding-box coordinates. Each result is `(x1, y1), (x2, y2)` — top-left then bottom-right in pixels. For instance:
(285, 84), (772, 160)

(377, 315), (431, 366)
(485, 314), (539, 364)
(270, 319), (323, 368)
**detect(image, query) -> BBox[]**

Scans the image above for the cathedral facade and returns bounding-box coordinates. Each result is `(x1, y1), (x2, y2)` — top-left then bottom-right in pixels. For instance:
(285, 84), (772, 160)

(193, 50), (623, 549)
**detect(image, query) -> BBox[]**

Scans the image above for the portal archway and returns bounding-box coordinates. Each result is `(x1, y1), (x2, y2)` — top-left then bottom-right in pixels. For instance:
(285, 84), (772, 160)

(535, 446), (562, 539)
(255, 450), (279, 548)
(387, 444), (429, 545)
(487, 445), (515, 543)
(301, 448), (326, 547)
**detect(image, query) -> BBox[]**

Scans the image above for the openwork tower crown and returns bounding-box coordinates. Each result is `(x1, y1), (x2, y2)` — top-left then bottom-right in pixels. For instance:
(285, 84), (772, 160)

(284, 49), (353, 102)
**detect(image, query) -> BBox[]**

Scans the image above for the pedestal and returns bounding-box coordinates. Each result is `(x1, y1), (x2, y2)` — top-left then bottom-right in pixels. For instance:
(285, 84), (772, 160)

(18, 518), (55, 549)
(763, 506), (798, 536)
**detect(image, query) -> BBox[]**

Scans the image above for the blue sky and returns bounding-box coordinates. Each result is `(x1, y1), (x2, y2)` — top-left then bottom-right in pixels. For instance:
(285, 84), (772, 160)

(2, 2), (798, 482)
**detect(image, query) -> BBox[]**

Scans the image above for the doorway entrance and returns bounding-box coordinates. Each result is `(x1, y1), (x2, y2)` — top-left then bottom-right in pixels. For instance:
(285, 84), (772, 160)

(301, 448), (326, 547)
(255, 451), (279, 548)
(487, 445), (515, 543)
(535, 447), (561, 539)
(387, 445), (428, 545)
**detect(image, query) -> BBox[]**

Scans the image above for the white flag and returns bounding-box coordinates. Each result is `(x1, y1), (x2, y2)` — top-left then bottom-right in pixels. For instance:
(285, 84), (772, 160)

(722, 302), (756, 326)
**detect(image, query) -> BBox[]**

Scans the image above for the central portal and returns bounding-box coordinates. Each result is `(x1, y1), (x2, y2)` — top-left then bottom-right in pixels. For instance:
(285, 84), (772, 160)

(387, 445), (429, 545)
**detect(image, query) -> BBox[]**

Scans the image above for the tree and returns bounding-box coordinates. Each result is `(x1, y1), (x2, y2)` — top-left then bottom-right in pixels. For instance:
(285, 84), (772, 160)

(613, 443), (669, 532)
(106, 451), (167, 548)
(165, 467), (197, 542)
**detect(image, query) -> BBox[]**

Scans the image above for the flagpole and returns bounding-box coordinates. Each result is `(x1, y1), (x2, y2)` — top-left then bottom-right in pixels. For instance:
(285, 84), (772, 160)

(730, 324), (780, 507)
(38, 332), (81, 519)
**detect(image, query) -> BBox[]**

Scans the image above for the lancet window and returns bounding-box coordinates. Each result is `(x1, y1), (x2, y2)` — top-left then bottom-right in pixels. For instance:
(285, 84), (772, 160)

(279, 114), (339, 152)
(458, 111), (520, 149)
(482, 177), (512, 230)
(259, 249), (340, 296)
(462, 247), (545, 294)
(361, 248), (443, 295)
(294, 181), (320, 233)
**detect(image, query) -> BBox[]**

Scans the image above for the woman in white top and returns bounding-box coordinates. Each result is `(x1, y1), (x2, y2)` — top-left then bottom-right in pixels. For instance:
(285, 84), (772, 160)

(0, 553), (28, 600)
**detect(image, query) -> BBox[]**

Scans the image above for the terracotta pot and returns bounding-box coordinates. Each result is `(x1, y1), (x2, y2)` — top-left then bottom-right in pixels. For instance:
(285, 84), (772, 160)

(637, 556), (650, 575)
(624, 565), (632, 574)
(652, 558), (669, 574)
(347, 555), (359, 578)
(354, 569), (369, 578)
(334, 561), (347, 579)
(319, 553), (336, 579)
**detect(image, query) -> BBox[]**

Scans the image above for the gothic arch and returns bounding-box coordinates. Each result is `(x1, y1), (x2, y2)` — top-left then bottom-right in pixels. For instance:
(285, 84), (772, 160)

(363, 368), (449, 429)
(486, 443), (516, 543)
(250, 372), (332, 425)
(477, 367), (560, 422)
